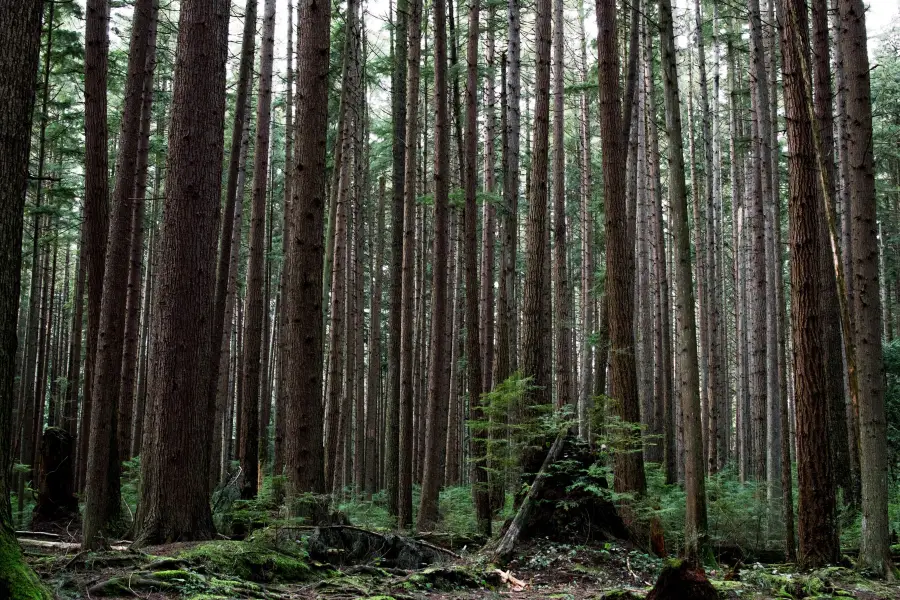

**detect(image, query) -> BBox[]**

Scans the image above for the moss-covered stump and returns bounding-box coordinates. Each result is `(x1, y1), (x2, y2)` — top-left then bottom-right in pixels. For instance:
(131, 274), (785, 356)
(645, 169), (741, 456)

(0, 526), (52, 600)
(31, 427), (78, 530)
(646, 559), (718, 600)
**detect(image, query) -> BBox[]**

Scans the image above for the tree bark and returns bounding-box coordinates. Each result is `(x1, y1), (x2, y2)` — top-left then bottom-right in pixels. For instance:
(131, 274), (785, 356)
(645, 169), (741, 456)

(239, 0), (276, 500)
(0, 1), (50, 596)
(417, 0), (451, 528)
(839, 0), (893, 575)
(80, 0), (111, 495)
(84, 0), (159, 549)
(657, 0), (706, 560)
(780, 0), (838, 566)
(133, 0), (230, 545)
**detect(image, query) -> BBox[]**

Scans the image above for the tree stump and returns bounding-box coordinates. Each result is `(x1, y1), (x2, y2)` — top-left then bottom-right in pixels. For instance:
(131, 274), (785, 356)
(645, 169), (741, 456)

(31, 427), (78, 529)
(646, 559), (719, 600)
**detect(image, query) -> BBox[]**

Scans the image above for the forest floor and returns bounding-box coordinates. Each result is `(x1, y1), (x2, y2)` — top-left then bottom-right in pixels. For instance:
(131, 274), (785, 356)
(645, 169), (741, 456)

(18, 528), (900, 599)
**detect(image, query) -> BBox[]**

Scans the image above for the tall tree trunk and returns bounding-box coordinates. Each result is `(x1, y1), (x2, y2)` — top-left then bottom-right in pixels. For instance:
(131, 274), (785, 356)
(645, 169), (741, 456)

(597, 0), (646, 500)
(417, 0), (451, 527)
(365, 176), (387, 495)
(386, 0), (408, 517)
(208, 0), (258, 482)
(281, 0), (331, 497)
(780, 0), (838, 566)
(657, 0), (706, 561)
(839, 0), (893, 575)
(0, 2), (50, 595)
(397, 0), (422, 528)
(747, 0), (772, 486)
(119, 10), (159, 463)
(464, 0), (491, 536)
(133, 0), (230, 545)
(496, 0), (521, 386)
(552, 0), (573, 410)
(81, 0), (111, 495)
(84, 0), (159, 549)
(577, 0), (594, 439)
(212, 81), (252, 489)
(239, 0), (276, 500)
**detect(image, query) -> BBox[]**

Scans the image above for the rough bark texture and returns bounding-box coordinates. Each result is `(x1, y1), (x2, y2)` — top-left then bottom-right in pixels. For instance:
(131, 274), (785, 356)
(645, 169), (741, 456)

(134, 0), (230, 545)
(209, 0), (258, 484)
(781, 0), (839, 566)
(839, 0), (893, 575)
(386, 0), (408, 517)
(464, 0), (491, 537)
(552, 0), (573, 410)
(81, 0), (111, 495)
(496, 0), (521, 386)
(282, 0), (331, 497)
(397, 0), (422, 528)
(240, 0), (277, 500)
(417, 0), (451, 528)
(657, 0), (706, 560)
(0, 2), (53, 596)
(84, 0), (159, 549)
(119, 7), (159, 463)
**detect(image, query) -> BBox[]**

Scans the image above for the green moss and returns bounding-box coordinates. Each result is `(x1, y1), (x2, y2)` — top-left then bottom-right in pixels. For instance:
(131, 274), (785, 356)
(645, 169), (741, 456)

(0, 528), (51, 600)
(177, 538), (311, 583)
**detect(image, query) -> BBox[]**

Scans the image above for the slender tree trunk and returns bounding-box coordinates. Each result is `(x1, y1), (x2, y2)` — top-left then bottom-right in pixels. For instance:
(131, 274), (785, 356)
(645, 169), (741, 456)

(577, 0), (594, 439)
(386, 0), (408, 517)
(81, 0), (111, 496)
(417, 0), (451, 527)
(496, 0), (521, 386)
(239, 0), (276, 500)
(208, 0), (258, 484)
(657, 0), (706, 560)
(552, 0), (573, 410)
(839, 0), (893, 575)
(84, 0), (159, 549)
(365, 176), (387, 495)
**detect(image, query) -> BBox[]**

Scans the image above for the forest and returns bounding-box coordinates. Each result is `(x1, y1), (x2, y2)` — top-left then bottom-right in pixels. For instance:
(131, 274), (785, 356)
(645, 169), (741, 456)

(1, 0), (900, 596)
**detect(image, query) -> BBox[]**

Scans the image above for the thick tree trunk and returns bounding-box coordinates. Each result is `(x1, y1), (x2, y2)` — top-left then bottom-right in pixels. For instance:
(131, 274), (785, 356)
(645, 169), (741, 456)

(780, 0), (838, 566)
(134, 0), (230, 545)
(0, 2), (50, 596)
(281, 0), (331, 497)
